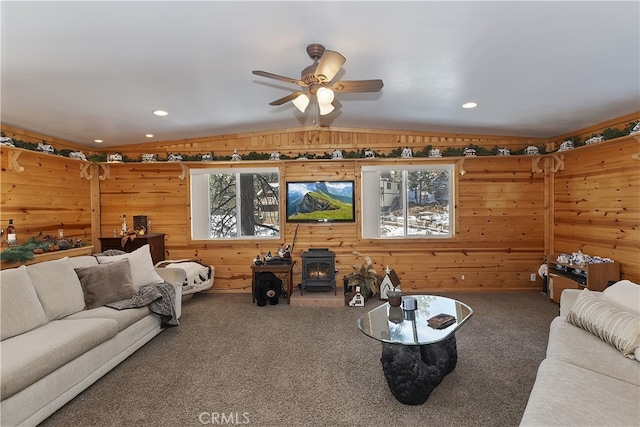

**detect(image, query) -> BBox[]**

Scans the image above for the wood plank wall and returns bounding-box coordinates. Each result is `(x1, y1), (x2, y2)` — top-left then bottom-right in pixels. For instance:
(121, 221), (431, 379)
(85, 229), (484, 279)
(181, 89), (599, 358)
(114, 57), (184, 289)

(105, 126), (547, 160)
(89, 127), (552, 293)
(0, 147), (96, 249)
(549, 135), (640, 282)
(2, 118), (638, 287)
(97, 157), (546, 294)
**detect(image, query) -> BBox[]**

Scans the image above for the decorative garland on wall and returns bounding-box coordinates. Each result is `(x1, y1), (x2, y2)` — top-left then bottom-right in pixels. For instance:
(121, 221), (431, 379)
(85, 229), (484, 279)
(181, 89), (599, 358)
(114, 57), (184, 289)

(0, 236), (87, 264)
(1, 120), (637, 163)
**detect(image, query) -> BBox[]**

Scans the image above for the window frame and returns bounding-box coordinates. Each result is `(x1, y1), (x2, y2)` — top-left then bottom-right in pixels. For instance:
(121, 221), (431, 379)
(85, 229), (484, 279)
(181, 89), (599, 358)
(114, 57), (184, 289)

(189, 165), (282, 241)
(360, 163), (456, 240)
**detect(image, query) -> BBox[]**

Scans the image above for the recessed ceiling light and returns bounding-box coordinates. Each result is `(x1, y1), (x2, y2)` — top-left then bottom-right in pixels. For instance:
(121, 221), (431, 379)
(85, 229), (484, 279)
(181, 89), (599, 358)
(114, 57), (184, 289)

(152, 110), (168, 116)
(145, 134), (154, 138)
(94, 139), (103, 143)
(462, 102), (478, 109)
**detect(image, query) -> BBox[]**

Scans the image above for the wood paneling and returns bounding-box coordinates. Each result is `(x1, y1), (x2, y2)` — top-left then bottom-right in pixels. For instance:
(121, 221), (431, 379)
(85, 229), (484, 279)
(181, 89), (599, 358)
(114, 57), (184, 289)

(550, 136), (640, 282)
(97, 154), (546, 293)
(104, 126), (548, 160)
(2, 118), (638, 290)
(0, 146), (95, 259)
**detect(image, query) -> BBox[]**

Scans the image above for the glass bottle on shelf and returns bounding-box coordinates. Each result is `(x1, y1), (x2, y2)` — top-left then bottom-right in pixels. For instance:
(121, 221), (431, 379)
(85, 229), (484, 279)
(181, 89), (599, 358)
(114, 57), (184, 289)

(121, 215), (127, 236)
(6, 219), (17, 245)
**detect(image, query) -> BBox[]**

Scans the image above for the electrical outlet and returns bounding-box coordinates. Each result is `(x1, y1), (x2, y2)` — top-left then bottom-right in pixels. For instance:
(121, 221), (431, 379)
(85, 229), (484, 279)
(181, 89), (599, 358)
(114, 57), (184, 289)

(530, 273), (536, 282)
(461, 274), (465, 281)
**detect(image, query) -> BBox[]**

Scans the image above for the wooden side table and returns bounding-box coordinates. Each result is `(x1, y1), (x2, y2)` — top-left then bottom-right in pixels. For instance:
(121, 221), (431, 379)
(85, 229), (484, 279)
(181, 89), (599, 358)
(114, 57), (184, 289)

(99, 233), (166, 265)
(251, 262), (296, 305)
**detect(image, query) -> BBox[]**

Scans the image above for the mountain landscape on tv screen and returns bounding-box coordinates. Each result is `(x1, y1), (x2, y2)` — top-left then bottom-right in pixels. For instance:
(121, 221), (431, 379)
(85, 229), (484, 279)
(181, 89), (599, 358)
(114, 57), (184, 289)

(287, 182), (354, 222)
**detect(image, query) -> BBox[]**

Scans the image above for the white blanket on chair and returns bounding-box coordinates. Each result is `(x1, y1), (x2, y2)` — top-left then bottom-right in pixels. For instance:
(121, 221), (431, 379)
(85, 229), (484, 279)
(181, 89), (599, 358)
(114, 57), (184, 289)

(157, 259), (211, 287)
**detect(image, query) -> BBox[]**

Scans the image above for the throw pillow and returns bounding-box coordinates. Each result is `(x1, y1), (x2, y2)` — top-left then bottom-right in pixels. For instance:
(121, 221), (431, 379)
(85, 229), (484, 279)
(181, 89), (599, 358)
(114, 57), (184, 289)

(601, 280), (640, 316)
(0, 265), (48, 340)
(566, 289), (640, 359)
(26, 257), (86, 320)
(96, 244), (164, 290)
(75, 259), (137, 309)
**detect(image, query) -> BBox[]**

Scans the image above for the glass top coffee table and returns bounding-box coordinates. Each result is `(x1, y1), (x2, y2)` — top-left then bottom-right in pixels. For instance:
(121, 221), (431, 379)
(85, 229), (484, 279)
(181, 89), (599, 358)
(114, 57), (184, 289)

(357, 295), (473, 405)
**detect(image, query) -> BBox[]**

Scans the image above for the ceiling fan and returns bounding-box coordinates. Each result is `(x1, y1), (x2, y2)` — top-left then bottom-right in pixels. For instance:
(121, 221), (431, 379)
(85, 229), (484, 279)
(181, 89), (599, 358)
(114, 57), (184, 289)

(252, 43), (384, 117)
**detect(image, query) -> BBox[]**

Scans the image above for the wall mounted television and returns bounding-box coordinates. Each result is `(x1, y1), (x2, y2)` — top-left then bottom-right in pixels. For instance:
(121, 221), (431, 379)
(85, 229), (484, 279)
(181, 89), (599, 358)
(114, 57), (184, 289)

(286, 180), (355, 223)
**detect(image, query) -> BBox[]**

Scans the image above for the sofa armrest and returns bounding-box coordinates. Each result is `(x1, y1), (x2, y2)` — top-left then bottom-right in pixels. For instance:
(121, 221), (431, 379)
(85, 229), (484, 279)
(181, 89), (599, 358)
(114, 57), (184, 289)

(155, 267), (186, 287)
(559, 288), (602, 317)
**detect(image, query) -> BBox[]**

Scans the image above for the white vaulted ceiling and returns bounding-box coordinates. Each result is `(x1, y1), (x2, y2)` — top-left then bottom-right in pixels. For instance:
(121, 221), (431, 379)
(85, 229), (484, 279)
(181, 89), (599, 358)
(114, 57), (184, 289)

(1, 1), (639, 148)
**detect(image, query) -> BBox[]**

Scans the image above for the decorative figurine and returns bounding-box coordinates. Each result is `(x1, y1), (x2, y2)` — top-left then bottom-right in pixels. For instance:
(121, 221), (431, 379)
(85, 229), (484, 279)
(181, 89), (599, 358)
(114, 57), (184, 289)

(36, 142), (55, 154)
(332, 149), (344, 159)
(0, 136), (15, 147)
(270, 151), (280, 160)
(401, 147), (413, 158)
(231, 149), (242, 161)
(364, 148), (375, 158)
(584, 135), (604, 145)
(107, 153), (123, 162)
(69, 151), (87, 161)
(464, 147), (477, 157)
(497, 147), (510, 156)
(525, 146), (539, 155)
(558, 140), (574, 151)
(167, 153), (182, 162)
(379, 265), (401, 300)
(428, 148), (442, 157)
(141, 153), (157, 162)
(201, 153), (213, 161)
(348, 286), (365, 307)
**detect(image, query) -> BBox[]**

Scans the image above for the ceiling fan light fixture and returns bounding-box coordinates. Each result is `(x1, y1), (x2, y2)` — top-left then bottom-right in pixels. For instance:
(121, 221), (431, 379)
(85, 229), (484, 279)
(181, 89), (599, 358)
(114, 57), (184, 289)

(292, 93), (310, 113)
(319, 102), (335, 116)
(316, 87), (335, 106)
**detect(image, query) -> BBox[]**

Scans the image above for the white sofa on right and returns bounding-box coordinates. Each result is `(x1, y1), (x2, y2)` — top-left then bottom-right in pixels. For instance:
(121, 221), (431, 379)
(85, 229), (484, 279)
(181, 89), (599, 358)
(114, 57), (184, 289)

(520, 280), (640, 426)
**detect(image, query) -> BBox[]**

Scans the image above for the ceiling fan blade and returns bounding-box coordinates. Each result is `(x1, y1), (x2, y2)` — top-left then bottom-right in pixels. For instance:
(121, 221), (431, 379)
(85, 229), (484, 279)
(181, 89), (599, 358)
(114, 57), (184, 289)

(252, 70), (306, 87)
(315, 50), (346, 82)
(268, 91), (306, 106)
(329, 79), (384, 93)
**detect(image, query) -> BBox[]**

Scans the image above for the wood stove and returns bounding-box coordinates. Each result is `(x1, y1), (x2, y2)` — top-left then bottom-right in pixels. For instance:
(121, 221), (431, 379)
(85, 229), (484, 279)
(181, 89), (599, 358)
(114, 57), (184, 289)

(301, 248), (336, 295)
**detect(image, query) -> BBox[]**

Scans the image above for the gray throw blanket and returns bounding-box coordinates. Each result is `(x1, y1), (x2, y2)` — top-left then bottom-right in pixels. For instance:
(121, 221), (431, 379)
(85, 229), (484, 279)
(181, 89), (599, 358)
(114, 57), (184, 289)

(106, 282), (179, 327)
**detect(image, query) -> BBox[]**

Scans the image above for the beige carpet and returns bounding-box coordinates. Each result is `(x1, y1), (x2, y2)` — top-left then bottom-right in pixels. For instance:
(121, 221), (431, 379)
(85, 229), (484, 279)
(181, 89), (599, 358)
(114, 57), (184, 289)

(40, 291), (558, 427)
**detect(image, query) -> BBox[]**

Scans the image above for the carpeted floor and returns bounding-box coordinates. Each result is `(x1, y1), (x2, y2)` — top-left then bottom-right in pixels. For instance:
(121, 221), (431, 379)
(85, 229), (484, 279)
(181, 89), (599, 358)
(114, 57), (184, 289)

(40, 291), (559, 427)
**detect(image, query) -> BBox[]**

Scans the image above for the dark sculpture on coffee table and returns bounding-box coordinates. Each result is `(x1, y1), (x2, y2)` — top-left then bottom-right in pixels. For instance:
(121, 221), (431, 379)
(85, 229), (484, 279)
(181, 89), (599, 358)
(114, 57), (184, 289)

(380, 334), (458, 405)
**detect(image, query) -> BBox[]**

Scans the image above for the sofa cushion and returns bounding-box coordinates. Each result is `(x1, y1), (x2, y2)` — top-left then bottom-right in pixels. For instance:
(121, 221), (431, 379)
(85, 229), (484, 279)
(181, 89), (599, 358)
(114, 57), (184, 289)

(566, 289), (640, 359)
(64, 305), (151, 331)
(547, 317), (640, 386)
(602, 279), (640, 316)
(0, 318), (118, 399)
(97, 244), (164, 290)
(520, 358), (640, 426)
(26, 257), (86, 320)
(0, 266), (48, 340)
(75, 259), (137, 309)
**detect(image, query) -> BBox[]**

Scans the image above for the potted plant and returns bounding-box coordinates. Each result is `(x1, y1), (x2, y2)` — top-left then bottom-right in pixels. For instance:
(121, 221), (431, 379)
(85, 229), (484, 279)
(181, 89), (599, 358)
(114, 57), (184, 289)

(346, 250), (381, 298)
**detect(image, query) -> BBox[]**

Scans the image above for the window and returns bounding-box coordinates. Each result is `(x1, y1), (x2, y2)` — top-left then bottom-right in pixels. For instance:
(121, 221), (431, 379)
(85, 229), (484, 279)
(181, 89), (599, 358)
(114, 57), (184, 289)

(361, 164), (454, 238)
(190, 167), (280, 239)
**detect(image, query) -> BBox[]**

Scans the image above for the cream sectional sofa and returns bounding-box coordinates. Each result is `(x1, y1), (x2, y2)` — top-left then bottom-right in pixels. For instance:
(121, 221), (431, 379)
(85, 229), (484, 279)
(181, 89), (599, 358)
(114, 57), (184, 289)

(0, 247), (183, 427)
(520, 280), (640, 426)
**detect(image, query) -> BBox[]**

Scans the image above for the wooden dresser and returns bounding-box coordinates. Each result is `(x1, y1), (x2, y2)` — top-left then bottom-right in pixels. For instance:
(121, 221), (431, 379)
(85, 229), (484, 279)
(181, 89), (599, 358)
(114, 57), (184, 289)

(99, 233), (166, 265)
